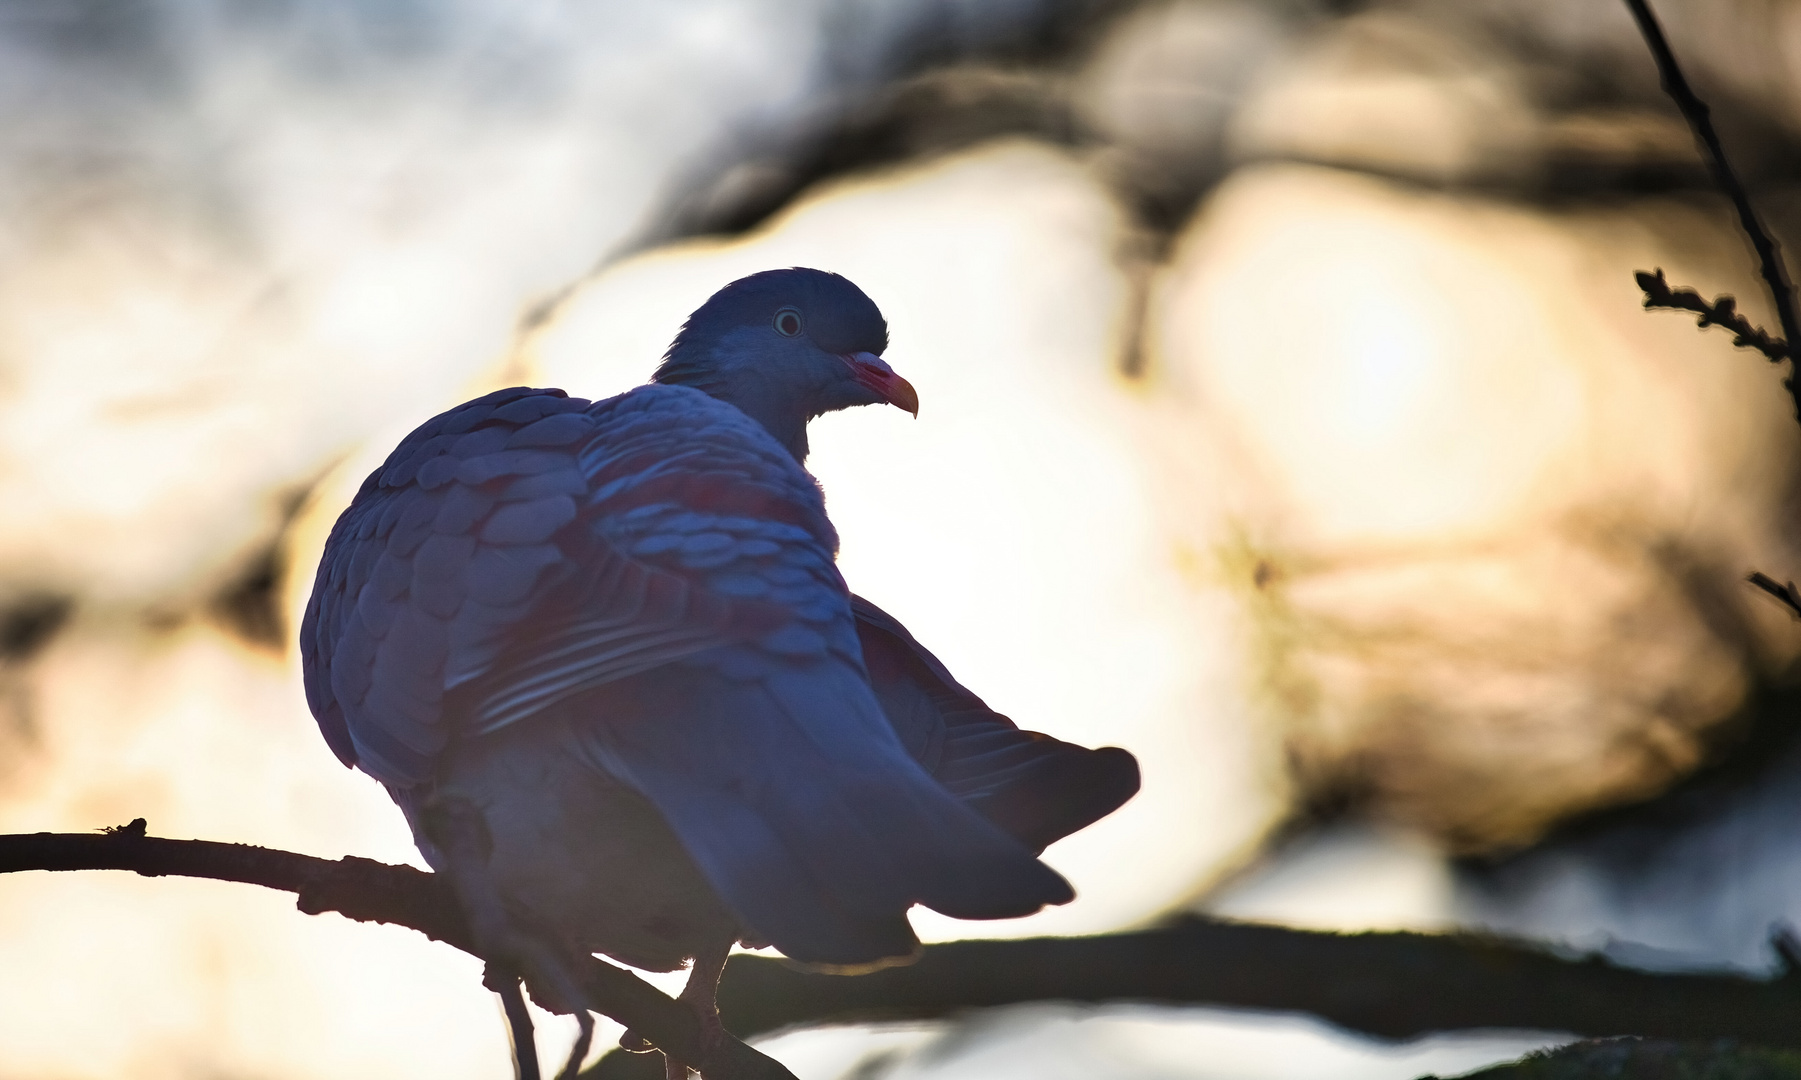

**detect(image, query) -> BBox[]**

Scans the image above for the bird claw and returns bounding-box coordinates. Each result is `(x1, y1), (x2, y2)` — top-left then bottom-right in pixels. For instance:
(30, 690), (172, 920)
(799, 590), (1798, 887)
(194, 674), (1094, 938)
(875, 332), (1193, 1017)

(618, 1007), (722, 1077)
(660, 945), (730, 1078)
(472, 923), (587, 1015)
(618, 946), (730, 1078)
(660, 1017), (725, 1079)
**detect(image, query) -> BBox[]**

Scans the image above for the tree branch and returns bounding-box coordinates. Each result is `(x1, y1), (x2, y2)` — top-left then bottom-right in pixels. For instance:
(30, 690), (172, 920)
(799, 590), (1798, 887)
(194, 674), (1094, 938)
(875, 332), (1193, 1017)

(1634, 268), (1788, 362)
(0, 822), (796, 1080)
(1747, 571), (1801, 619)
(587, 917), (1801, 1077)
(19, 824), (1801, 1080)
(1624, 0), (1801, 419)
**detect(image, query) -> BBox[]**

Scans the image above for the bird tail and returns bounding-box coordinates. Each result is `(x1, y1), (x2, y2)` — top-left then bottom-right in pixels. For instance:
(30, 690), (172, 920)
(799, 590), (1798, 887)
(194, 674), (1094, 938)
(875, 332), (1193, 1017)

(570, 658), (1073, 970)
(851, 592), (1142, 853)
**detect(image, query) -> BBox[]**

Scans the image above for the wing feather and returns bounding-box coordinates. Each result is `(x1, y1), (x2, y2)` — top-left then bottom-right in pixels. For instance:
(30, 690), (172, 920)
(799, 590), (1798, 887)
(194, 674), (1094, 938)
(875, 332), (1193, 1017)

(301, 384), (842, 786)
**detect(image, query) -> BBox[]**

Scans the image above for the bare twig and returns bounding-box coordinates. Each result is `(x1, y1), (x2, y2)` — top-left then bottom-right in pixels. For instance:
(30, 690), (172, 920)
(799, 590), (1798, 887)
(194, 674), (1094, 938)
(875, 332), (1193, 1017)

(1635, 269), (1788, 361)
(1747, 571), (1801, 619)
(1624, 0), (1801, 419)
(0, 823), (796, 1080)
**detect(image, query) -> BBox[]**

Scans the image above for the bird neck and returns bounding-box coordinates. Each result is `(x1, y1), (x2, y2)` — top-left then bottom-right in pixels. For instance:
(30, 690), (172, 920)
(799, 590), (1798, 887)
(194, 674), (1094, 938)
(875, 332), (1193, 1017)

(720, 386), (812, 464)
(654, 335), (818, 463)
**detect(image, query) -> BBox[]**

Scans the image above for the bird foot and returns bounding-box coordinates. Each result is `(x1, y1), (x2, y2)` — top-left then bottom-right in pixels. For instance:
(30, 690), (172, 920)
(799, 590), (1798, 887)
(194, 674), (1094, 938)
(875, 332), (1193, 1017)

(618, 1002), (723, 1078)
(556, 1012), (595, 1080)
(492, 971), (542, 1080)
(659, 1017), (725, 1078)
(665, 944), (731, 1078)
(431, 805), (594, 1017)
(468, 917), (590, 1016)
(618, 945), (730, 1079)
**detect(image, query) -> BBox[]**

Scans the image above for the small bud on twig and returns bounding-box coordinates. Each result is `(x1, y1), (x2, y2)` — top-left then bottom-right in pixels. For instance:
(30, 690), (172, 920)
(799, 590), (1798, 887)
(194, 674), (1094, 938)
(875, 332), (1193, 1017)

(1635, 269), (1789, 362)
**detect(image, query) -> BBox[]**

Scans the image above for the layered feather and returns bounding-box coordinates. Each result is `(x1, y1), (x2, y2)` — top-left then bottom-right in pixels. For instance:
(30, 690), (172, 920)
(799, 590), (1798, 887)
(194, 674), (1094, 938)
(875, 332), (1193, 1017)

(852, 595), (1142, 855)
(301, 383), (1074, 966)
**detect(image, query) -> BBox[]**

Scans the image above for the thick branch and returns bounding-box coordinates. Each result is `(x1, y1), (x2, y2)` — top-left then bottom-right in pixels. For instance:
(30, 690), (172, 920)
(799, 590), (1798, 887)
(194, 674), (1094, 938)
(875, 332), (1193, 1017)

(0, 823), (794, 1080)
(722, 917), (1801, 1042)
(0, 821), (468, 942)
(588, 919), (1801, 1077)
(19, 826), (1801, 1080)
(1624, 0), (1801, 419)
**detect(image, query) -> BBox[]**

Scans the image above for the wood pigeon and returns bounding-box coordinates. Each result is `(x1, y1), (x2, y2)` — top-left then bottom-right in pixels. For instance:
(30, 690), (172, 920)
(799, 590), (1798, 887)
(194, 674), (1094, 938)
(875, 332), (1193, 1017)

(299, 268), (1140, 1076)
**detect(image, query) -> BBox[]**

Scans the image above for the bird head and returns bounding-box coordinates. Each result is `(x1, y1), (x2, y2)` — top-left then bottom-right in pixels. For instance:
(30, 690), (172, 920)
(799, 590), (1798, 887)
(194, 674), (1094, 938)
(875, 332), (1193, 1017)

(652, 268), (918, 462)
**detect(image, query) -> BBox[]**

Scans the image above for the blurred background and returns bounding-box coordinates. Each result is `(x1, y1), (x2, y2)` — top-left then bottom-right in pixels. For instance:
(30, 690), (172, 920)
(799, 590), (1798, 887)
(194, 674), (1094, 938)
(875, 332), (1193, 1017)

(4, 0), (1801, 1076)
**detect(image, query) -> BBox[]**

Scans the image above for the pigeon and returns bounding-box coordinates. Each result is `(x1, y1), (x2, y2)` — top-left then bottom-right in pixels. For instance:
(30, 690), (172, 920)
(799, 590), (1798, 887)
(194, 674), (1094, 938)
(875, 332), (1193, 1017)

(299, 268), (1139, 1076)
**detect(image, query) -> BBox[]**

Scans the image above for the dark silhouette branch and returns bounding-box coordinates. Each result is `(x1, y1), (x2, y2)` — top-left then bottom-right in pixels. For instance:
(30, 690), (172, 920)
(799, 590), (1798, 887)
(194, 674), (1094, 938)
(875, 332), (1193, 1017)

(1635, 269), (1788, 362)
(20, 824), (1801, 1080)
(1624, 0), (1801, 614)
(586, 920), (1801, 1076)
(717, 916), (1801, 1043)
(717, 916), (1801, 1038)
(0, 822), (796, 1080)
(1747, 571), (1801, 620)
(1624, 0), (1801, 419)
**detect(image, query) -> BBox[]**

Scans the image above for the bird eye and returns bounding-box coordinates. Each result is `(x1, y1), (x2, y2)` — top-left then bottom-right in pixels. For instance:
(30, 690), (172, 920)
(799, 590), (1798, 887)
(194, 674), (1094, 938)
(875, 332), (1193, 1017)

(773, 308), (803, 337)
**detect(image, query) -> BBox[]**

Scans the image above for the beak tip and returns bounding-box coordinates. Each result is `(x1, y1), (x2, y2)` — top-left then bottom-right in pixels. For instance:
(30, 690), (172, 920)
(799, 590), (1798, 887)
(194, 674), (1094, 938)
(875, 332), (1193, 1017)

(886, 376), (920, 419)
(846, 352), (919, 419)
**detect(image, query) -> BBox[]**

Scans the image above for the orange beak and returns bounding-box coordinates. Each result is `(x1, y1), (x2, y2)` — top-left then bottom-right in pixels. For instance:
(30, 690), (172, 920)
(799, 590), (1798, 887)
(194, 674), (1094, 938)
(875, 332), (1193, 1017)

(842, 351), (919, 417)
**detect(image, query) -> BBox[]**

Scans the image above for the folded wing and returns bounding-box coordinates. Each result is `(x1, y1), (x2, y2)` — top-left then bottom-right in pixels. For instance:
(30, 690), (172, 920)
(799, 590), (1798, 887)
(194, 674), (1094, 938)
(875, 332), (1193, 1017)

(852, 594), (1142, 854)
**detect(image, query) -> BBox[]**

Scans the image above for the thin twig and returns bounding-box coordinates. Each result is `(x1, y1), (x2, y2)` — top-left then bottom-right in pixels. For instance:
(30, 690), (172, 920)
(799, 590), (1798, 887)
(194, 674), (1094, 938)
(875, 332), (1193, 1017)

(0, 824), (796, 1080)
(1624, 0), (1801, 419)
(1635, 269), (1788, 361)
(1747, 571), (1801, 619)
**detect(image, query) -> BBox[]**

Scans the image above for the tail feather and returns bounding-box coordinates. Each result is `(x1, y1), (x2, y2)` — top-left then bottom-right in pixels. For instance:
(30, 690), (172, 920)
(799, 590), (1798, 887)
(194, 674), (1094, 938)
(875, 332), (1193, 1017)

(649, 789), (919, 966)
(852, 593), (1141, 853)
(570, 654), (1071, 969)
